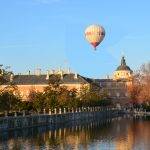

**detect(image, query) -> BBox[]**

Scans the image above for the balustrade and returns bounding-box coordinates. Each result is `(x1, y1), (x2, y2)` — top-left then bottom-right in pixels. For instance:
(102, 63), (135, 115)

(23, 110), (25, 117)
(14, 112), (17, 117)
(49, 109), (52, 115)
(43, 109), (46, 114)
(4, 111), (8, 117)
(64, 108), (66, 114)
(1, 106), (135, 118)
(54, 108), (57, 114)
(59, 108), (62, 114)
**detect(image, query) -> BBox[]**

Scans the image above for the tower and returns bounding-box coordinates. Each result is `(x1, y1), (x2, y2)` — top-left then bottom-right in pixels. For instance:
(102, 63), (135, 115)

(113, 56), (133, 80)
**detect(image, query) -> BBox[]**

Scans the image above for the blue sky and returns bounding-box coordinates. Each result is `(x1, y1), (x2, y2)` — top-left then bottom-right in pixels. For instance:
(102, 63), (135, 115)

(0, 0), (150, 78)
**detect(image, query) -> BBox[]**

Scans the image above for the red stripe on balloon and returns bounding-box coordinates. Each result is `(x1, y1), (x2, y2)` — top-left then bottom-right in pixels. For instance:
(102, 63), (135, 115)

(91, 42), (100, 49)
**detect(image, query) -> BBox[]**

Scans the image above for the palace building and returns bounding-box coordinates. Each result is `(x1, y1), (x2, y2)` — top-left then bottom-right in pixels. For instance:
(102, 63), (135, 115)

(1, 72), (93, 100)
(95, 56), (133, 104)
(1, 56), (133, 103)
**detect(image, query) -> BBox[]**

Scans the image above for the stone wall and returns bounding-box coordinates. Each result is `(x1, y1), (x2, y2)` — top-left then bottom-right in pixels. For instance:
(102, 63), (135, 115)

(0, 108), (120, 131)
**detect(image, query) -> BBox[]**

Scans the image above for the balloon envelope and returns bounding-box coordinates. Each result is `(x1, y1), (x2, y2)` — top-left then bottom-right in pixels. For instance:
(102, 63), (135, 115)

(85, 24), (105, 50)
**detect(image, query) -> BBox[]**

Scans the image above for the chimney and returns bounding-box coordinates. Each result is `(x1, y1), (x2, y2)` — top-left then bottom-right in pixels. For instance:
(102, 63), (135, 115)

(50, 69), (55, 74)
(10, 73), (14, 82)
(67, 68), (71, 74)
(46, 70), (49, 80)
(1, 69), (4, 75)
(106, 75), (110, 79)
(74, 73), (78, 79)
(27, 70), (31, 75)
(58, 67), (61, 72)
(60, 70), (63, 80)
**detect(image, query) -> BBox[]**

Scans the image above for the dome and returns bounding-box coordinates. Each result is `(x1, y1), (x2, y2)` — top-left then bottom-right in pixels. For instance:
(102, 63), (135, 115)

(117, 65), (132, 71)
(116, 56), (133, 72)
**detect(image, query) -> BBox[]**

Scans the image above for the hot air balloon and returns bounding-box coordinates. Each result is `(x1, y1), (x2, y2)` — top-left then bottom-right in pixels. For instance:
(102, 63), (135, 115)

(85, 24), (105, 50)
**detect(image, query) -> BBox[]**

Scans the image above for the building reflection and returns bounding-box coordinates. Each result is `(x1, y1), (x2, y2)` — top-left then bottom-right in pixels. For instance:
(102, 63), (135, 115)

(0, 117), (150, 150)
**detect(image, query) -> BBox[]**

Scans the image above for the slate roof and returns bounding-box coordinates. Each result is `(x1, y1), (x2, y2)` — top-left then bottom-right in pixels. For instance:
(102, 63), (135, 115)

(11, 75), (48, 85)
(95, 79), (114, 82)
(61, 74), (91, 84)
(95, 79), (128, 83)
(3, 73), (91, 85)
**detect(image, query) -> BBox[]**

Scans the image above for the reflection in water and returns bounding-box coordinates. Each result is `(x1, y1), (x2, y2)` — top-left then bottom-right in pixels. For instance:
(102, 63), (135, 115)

(0, 116), (150, 150)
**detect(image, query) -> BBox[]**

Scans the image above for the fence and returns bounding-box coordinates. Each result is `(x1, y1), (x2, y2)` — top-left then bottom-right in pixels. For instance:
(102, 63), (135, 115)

(0, 107), (120, 131)
(0, 107), (117, 117)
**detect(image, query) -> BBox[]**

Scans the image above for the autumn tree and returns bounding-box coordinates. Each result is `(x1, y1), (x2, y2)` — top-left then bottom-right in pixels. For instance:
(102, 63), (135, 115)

(129, 62), (150, 104)
(138, 63), (150, 102)
(128, 73), (142, 103)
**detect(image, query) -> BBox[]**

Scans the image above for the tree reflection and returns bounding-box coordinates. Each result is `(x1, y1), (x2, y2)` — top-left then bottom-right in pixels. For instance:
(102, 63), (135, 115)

(0, 117), (150, 150)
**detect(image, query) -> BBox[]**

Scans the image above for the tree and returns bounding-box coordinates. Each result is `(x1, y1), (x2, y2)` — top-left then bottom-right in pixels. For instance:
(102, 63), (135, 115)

(19, 101), (34, 111)
(128, 80), (142, 103)
(58, 87), (79, 108)
(2, 83), (21, 98)
(79, 85), (111, 107)
(48, 74), (61, 89)
(138, 63), (150, 101)
(44, 87), (59, 109)
(129, 62), (150, 104)
(79, 85), (91, 106)
(66, 88), (80, 108)
(0, 91), (21, 111)
(29, 90), (45, 112)
(0, 65), (13, 85)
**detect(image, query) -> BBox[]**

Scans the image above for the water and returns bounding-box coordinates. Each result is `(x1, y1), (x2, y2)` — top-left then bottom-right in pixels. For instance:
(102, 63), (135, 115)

(0, 116), (150, 150)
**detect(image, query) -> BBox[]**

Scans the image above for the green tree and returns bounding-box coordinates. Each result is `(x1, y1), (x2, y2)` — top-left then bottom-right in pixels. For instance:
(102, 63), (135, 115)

(79, 85), (111, 107)
(29, 90), (45, 112)
(19, 101), (34, 111)
(44, 88), (59, 109)
(0, 91), (21, 111)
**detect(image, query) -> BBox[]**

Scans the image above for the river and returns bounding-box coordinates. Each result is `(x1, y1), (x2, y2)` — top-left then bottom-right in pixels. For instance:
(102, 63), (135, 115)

(0, 116), (150, 150)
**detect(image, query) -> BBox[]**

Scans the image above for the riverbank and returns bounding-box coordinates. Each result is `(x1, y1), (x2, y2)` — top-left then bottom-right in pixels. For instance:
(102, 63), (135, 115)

(0, 108), (121, 131)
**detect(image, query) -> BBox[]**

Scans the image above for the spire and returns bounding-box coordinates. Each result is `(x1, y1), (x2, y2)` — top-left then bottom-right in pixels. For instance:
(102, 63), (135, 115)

(121, 56), (126, 66)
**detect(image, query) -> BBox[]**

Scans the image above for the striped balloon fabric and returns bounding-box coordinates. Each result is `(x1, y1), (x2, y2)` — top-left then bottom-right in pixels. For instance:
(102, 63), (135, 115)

(85, 24), (105, 50)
